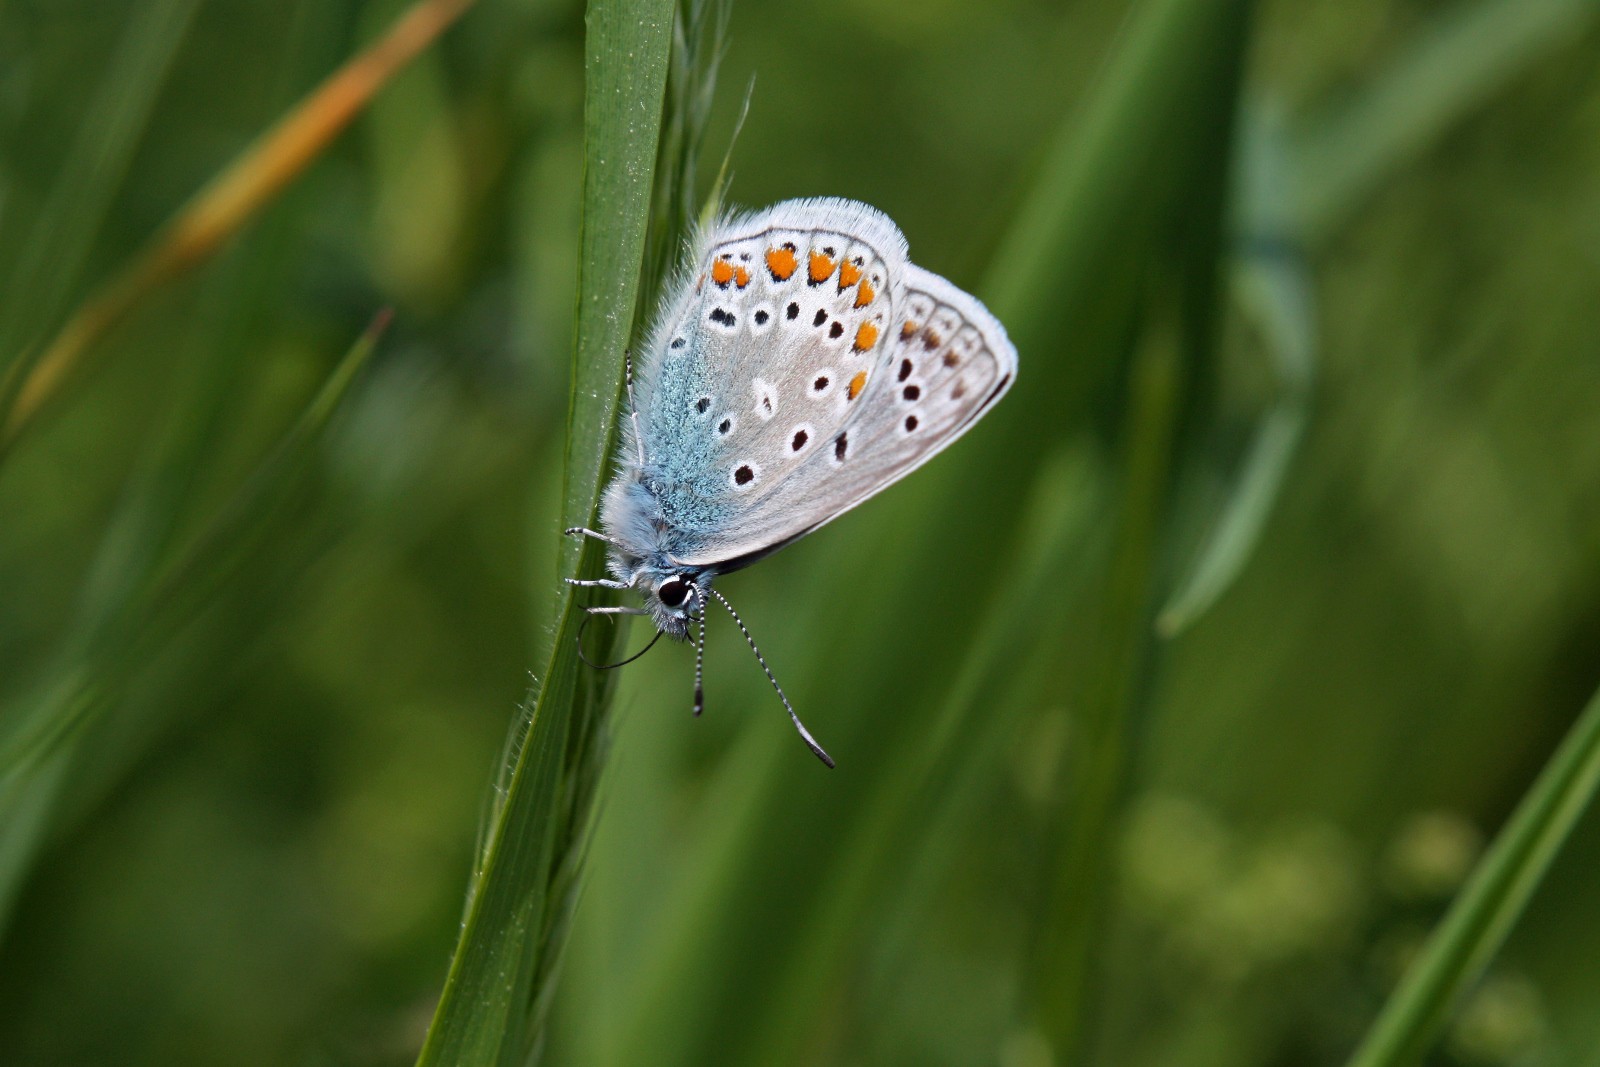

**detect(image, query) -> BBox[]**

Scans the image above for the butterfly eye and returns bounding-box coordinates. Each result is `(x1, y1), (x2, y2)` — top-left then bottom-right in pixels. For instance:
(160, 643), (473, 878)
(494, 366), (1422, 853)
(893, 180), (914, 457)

(657, 577), (691, 608)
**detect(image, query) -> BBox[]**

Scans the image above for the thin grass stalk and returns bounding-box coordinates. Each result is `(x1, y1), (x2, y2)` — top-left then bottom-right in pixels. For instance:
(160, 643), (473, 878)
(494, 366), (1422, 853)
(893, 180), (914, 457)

(0, 0), (201, 413)
(0, 309), (386, 776)
(1345, 682), (1600, 1067)
(413, 1), (673, 1062)
(0, 309), (385, 932)
(0, 0), (475, 458)
(647, 0), (731, 298)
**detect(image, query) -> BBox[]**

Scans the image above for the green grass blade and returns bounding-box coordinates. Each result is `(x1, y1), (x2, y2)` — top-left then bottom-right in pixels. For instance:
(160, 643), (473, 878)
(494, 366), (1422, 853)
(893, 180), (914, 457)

(0, 0), (472, 457)
(413, 1), (673, 1062)
(1293, 0), (1600, 243)
(0, 308), (385, 775)
(1158, 101), (1315, 635)
(0, 740), (70, 920)
(1027, 288), (1191, 1060)
(1345, 683), (1600, 1067)
(0, 0), (200, 386)
(1013, 1), (1255, 1059)
(0, 306), (384, 932)
(984, 0), (1244, 350)
(1157, 402), (1304, 634)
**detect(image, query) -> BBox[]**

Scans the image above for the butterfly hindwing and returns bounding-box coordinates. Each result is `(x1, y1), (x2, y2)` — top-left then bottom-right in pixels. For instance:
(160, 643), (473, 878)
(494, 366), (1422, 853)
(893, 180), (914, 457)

(665, 261), (1016, 570)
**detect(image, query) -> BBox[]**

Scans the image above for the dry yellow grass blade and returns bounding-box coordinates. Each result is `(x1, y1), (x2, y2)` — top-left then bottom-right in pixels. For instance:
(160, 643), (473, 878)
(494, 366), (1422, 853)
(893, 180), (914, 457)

(0, 0), (476, 452)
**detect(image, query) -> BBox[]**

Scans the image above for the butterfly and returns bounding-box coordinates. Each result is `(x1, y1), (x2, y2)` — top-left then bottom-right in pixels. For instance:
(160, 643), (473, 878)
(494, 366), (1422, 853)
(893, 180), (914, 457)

(566, 197), (1016, 766)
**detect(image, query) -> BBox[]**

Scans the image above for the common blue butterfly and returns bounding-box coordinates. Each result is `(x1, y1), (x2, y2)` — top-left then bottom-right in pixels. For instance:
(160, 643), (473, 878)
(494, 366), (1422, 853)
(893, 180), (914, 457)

(567, 198), (1017, 766)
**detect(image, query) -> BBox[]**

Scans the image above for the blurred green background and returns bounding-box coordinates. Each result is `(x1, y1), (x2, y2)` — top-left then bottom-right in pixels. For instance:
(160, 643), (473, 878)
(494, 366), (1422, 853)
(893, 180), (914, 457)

(2, 0), (1599, 1064)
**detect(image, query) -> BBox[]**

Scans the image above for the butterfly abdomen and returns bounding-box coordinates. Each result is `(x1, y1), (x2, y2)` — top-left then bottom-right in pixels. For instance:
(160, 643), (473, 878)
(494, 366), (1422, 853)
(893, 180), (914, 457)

(600, 476), (669, 569)
(600, 467), (714, 572)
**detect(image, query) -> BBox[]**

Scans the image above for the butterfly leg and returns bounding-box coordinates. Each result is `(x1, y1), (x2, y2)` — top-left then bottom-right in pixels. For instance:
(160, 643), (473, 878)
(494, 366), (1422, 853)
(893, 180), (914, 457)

(563, 526), (619, 545)
(565, 576), (630, 590)
(575, 606), (659, 669)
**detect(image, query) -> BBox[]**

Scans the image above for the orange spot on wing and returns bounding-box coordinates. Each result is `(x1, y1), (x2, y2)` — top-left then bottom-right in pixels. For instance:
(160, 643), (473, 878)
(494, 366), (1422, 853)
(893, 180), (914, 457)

(847, 370), (869, 400)
(854, 323), (879, 351)
(922, 329), (942, 351)
(766, 246), (797, 281)
(901, 320), (919, 339)
(735, 265), (750, 288)
(711, 258), (735, 286)
(838, 261), (861, 287)
(854, 279), (875, 308)
(809, 251), (835, 284)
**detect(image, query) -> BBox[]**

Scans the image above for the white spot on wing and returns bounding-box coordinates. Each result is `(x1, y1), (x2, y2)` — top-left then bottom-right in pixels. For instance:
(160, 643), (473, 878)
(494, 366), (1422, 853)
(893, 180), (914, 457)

(752, 378), (777, 420)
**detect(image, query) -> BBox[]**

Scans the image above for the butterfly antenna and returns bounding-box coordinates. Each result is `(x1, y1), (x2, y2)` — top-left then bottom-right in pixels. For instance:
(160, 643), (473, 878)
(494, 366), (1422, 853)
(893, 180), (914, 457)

(710, 589), (835, 769)
(689, 589), (708, 717)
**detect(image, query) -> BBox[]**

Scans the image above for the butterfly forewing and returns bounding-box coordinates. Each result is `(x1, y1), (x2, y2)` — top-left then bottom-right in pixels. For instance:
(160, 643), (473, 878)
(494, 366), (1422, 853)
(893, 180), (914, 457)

(634, 199), (907, 551)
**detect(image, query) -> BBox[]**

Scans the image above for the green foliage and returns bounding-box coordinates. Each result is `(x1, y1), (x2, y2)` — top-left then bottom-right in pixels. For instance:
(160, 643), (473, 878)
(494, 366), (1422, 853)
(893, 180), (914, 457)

(3, 1), (1600, 1065)
(0, 0), (200, 389)
(416, 0), (673, 1061)
(1347, 683), (1600, 1067)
